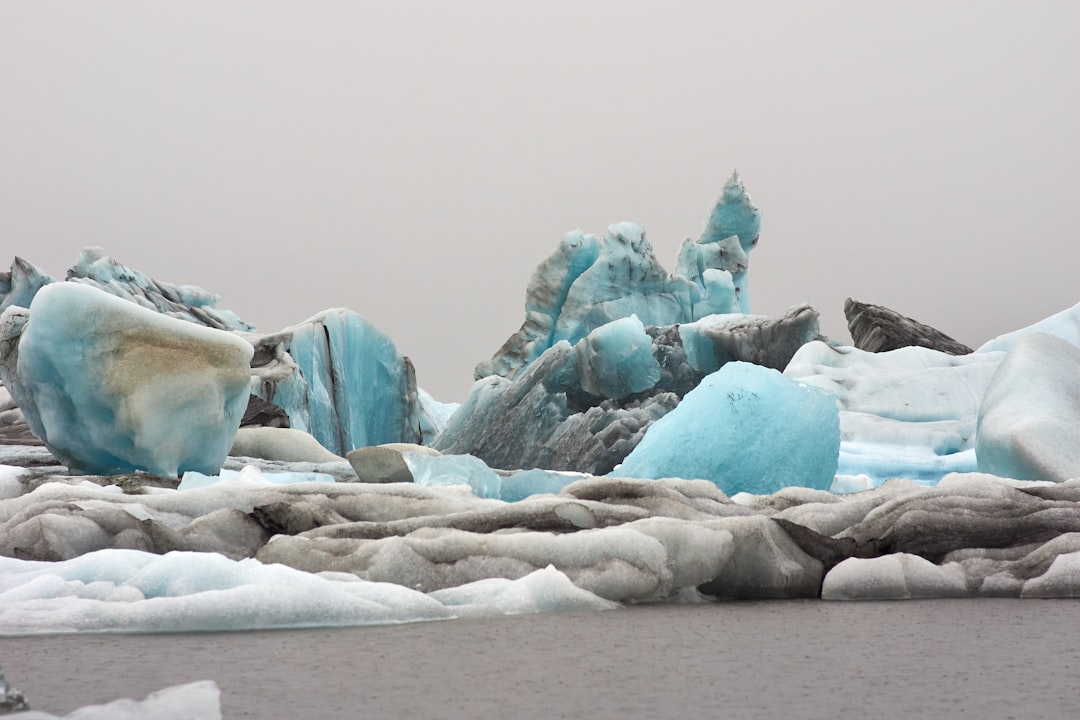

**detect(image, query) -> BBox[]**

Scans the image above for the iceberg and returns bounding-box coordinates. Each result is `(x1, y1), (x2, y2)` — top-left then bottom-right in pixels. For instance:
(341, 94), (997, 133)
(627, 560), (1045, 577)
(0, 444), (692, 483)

(0, 283), (253, 477)
(477, 172), (761, 381)
(0, 172), (1078, 651)
(438, 305), (819, 475)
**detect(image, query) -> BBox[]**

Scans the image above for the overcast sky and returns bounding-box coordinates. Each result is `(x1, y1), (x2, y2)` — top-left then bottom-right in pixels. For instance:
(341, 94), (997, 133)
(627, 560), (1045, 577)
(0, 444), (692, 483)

(2, 1), (1077, 400)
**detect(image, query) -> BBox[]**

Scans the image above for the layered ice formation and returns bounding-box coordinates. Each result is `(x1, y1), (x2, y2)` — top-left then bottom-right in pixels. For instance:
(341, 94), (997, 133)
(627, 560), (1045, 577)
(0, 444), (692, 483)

(0, 283), (252, 477)
(477, 172), (761, 381)
(438, 304), (819, 475)
(4, 465), (1080, 636)
(0, 174), (1077, 647)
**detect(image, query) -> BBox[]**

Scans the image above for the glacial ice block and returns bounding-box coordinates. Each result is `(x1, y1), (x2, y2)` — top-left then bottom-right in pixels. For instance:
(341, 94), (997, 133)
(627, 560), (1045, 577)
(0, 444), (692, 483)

(614, 362), (840, 495)
(247, 309), (420, 455)
(0, 283), (253, 477)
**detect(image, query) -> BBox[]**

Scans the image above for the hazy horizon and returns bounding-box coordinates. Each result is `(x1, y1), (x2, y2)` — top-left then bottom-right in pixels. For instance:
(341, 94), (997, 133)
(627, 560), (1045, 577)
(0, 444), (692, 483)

(3, 1), (1077, 400)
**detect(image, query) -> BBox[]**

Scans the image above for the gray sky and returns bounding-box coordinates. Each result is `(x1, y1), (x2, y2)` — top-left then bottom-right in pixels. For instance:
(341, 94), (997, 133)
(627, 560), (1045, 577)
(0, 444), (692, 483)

(2, 1), (1077, 400)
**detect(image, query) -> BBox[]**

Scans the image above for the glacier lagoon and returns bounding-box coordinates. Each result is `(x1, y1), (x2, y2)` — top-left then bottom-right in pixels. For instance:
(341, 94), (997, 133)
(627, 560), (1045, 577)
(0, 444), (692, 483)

(1, 174), (1079, 716)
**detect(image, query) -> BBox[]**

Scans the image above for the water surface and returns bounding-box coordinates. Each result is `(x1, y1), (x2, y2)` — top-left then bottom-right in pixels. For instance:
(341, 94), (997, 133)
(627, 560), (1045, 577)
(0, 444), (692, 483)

(3, 600), (1078, 719)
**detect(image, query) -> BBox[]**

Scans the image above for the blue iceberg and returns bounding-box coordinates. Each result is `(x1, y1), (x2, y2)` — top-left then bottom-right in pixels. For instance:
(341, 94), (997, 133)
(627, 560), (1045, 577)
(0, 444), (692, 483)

(614, 362), (840, 495)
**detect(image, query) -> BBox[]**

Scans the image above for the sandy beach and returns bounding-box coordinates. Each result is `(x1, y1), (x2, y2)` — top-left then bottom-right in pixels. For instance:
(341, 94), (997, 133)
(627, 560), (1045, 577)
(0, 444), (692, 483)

(3, 599), (1079, 719)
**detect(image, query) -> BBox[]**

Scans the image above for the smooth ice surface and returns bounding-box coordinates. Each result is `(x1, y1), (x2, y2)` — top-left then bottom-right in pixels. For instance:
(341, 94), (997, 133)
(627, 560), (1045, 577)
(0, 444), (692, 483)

(1, 283), (252, 477)
(247, 309), (418, 455)
(615, 362), (839, 495)
(13, 681), (221, 720)
(0, 548), (613, 635)
(976, 333), (1080, 482)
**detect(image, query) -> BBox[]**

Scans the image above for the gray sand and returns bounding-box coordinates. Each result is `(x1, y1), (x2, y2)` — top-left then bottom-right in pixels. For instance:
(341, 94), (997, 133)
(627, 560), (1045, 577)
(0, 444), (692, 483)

(3, 600), (1078, 719)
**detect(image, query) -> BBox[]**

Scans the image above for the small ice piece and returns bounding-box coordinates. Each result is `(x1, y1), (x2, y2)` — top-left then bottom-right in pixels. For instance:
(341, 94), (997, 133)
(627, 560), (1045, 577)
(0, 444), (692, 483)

(0, 663), (30, 713)
(829, 474), (875, 494)
(404, 452), (502, 499)
(615, 362), (839, 495)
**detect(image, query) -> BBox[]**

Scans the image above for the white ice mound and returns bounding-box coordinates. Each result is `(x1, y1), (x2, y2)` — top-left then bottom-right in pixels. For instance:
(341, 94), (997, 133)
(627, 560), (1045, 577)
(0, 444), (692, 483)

(13, 681), (221, 720)
(976, 333), (1080, 482)
(822, 554), (968, 600)
(0, 548), (614, 635)
(785, 341), (1004, 484)
(0, 283), (252, 477)
(615, 362), (839, 494)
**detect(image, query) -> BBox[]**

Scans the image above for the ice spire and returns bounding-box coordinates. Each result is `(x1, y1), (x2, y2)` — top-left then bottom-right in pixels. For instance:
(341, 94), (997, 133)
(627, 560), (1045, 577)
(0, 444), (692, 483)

(700, 170), (761, 253)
